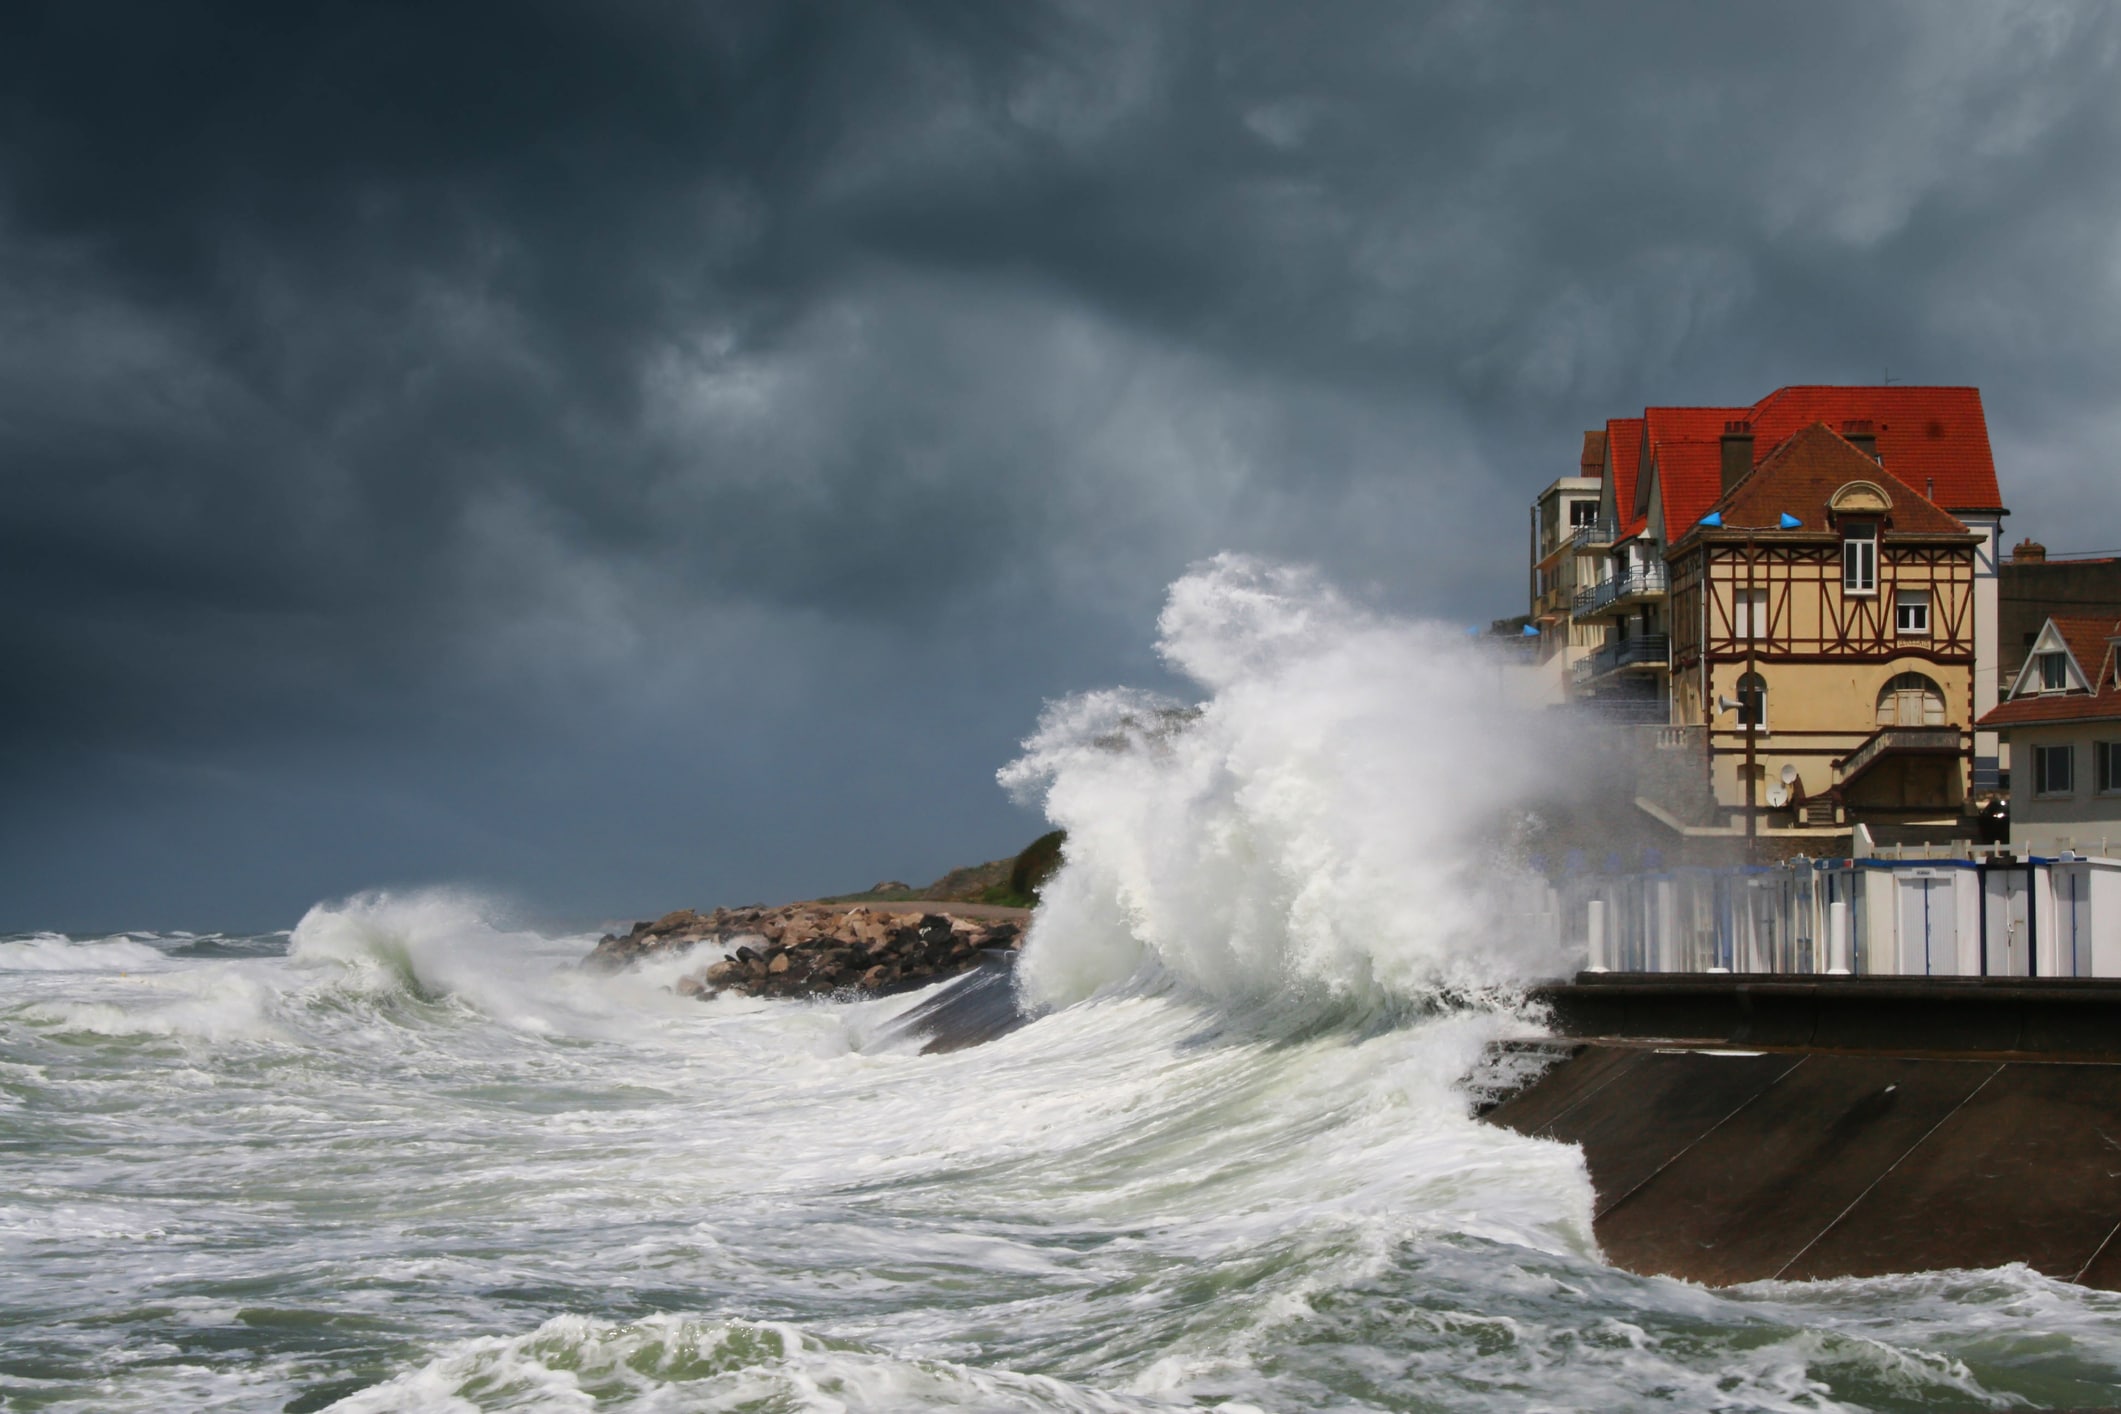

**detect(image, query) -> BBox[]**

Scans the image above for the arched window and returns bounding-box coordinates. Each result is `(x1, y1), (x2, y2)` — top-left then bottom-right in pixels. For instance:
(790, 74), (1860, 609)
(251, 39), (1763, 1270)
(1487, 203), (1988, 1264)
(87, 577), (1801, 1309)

(1876, 672), (1946, 727)
(1736, 672), (1767, 730)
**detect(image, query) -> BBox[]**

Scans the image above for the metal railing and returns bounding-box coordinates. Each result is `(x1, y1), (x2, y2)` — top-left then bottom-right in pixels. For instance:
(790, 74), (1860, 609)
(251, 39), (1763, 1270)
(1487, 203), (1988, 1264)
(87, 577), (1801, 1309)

(1568, 517), (1620, 553)
(1574, 563), (1668, 617)
(1576, 632), (1670, 683)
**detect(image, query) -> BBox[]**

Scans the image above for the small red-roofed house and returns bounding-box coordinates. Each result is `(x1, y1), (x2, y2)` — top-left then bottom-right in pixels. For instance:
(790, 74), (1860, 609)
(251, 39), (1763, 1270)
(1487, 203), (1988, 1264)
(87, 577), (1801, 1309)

(1977, 616), (2121, 854)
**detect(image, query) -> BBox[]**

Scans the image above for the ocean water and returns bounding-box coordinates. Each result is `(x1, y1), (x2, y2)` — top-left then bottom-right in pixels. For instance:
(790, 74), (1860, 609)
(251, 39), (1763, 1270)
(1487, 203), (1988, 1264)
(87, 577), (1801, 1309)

(7, 558), (2121, 1411)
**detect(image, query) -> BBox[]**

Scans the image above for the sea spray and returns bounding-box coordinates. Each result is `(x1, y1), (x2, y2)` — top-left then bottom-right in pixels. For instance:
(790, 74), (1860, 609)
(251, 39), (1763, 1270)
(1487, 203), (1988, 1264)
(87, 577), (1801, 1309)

(1004, 555), (1578, 1011)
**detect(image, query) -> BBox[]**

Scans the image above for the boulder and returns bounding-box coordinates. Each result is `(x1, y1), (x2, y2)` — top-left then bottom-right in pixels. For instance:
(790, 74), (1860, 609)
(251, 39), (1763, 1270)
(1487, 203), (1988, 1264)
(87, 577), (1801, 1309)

(588, 900), (1029, 1002)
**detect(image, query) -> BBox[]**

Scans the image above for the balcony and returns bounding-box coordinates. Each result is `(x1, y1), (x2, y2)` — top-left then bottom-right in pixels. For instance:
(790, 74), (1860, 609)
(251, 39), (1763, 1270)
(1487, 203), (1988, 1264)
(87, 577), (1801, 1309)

(1569, 517), (1620, 554)
(1573, 564), (1668, 618)
(1833, 727), (1964, 788)
(1573, 632), (1670, 685)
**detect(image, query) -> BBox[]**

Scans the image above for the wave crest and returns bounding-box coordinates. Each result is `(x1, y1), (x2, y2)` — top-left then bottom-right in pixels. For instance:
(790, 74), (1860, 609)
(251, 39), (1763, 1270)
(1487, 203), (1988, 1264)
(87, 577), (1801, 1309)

(1004, 555), (1574, 1012)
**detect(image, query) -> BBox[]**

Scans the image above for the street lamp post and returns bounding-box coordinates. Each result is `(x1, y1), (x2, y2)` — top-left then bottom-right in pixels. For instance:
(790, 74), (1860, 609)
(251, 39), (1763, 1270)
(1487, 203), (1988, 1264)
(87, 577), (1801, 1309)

(1700, 510), (1803, 866)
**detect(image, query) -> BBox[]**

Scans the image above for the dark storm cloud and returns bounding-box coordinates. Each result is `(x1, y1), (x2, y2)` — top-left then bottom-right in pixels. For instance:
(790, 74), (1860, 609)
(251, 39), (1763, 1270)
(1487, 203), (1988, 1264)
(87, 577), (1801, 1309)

(5, 1), (2120, 928)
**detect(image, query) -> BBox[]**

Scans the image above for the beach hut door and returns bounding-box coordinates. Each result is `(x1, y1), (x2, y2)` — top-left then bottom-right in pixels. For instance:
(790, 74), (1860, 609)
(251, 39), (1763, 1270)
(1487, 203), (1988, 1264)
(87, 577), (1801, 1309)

(1896, 871), (1955, 976)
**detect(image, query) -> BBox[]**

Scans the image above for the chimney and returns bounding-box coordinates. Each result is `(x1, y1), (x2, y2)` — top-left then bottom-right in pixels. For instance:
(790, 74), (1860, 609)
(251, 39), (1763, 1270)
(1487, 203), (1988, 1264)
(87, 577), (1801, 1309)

(1841, 418), (1879, 461)
(1720, 419), (1754, 493)
(2012, 538), (2048, 565)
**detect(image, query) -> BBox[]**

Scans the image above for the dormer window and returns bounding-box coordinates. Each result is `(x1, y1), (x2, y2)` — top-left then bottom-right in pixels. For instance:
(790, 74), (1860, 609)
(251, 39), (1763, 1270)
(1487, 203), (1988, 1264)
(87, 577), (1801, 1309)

(1842, 522), (1877, 595)
(2039, 651), (2069, 692)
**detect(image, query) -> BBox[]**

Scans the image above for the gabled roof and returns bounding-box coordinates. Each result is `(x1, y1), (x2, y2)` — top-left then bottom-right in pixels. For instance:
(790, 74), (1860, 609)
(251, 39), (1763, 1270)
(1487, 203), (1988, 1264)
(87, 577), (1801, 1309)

(1587, 385), (2004, 546)
(1746, 386), (2002, 514)
(1979, 616), (2121, 727)
(1688, 423), (1972, 542)
(1579, 430), (1606, 479)
(1639, 407), (1746, 535)
(1606, 416), (1645, 535)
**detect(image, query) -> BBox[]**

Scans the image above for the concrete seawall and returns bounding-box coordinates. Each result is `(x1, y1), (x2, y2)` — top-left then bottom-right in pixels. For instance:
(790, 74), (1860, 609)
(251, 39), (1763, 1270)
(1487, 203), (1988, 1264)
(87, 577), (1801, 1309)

(1485, 975), (2121, 1289)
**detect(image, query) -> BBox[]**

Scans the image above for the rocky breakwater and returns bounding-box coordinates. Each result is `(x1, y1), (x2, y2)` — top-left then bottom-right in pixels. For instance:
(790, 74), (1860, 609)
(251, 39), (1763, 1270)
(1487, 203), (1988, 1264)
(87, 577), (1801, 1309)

(585, 902), (1025, 1000)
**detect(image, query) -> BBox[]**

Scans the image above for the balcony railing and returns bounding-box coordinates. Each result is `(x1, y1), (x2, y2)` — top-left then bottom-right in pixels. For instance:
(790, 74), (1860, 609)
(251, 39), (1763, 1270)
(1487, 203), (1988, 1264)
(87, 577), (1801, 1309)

(1568, 517), (1620, 553)
(1573, 563), (1668, 618)
(1574, 632), (1670, 684)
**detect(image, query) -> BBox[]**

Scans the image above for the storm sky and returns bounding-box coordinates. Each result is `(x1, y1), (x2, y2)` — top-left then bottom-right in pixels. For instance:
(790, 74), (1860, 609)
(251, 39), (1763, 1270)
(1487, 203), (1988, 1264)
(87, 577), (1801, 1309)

(6, 2), (2121, 932)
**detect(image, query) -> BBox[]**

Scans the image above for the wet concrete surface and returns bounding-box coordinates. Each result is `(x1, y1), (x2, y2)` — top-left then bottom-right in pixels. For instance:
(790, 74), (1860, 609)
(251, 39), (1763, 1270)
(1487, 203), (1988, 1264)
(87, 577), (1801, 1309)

(1490, 975), (2121, 1289)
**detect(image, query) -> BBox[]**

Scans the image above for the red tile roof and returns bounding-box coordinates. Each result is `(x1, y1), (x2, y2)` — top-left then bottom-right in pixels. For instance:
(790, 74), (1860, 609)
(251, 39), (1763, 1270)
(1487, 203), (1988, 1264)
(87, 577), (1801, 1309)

(1605, 417), (1645, 535)
(1698, 423), (1971, 540)
(1641, 407), (1747, 535)
(1746, 386), (2001, 513)
(1978, 616), (2121, 727)
(1594, 386), (2003, 547)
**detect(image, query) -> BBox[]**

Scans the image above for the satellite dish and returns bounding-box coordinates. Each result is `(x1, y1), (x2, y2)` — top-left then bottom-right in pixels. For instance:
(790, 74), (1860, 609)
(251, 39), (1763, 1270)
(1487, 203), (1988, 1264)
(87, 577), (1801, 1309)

(1716, 696), (1741, 714)
(1766, 784), (1790, 808)
(1780, 764), (1799, 785)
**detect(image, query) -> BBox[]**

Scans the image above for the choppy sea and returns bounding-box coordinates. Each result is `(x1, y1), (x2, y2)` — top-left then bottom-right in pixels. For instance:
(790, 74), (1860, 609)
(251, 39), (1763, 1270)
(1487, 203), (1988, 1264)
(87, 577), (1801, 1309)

(5, 898), (2121, 1412)
(8, 558), (2120, 1410)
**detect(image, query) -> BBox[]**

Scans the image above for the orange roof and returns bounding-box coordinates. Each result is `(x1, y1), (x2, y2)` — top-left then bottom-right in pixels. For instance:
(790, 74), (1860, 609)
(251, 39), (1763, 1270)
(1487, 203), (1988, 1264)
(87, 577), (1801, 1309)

(1978, 617), (2121, 727)
(1605, 417), (1645, 534)
(1698, 423), (1971, 540)
(1746, 386), (2001, 513)
(1641, 406), (1746, 535)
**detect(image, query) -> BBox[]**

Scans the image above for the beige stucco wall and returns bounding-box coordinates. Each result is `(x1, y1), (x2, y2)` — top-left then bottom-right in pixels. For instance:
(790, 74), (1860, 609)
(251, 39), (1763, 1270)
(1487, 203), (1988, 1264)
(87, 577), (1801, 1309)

(2005, 722), (2121, 853)
(1698, 658), (1973, 816)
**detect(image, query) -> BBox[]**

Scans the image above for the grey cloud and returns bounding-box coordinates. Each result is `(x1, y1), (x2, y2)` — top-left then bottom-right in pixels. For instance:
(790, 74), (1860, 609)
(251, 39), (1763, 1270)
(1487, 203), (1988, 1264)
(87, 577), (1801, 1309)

(5, 0), (2121, 929)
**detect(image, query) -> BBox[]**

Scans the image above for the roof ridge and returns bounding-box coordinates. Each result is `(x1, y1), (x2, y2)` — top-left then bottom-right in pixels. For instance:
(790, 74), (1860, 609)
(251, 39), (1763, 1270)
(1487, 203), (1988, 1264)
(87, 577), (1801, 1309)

(1690, 421), (1967, 534)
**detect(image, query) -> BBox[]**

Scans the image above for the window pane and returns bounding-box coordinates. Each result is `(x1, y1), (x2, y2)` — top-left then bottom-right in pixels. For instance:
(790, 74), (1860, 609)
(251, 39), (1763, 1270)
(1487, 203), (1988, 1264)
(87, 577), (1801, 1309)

(2041, 653), (2067, 690)
(2039, 745), (2075, 795)
(1844, 535), (1876, 592)
(1736, 674), (1766, 728)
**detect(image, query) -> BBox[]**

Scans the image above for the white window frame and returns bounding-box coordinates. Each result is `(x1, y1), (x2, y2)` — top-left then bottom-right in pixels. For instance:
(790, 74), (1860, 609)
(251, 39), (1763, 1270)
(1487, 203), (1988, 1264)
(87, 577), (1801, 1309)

(2035, 743), (2075, 798)
(2040, 652), (2069, 692)
(1843, 524), (1878, 596)
(1894, 590), (1930, 637)
(1733, 587), (1767, 640)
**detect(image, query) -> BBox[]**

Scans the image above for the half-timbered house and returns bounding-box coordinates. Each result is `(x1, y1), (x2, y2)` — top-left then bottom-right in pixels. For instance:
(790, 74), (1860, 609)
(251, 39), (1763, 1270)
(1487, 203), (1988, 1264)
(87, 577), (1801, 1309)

(1555, 387), (2007, 786)
(1666, 422), (1981, 829)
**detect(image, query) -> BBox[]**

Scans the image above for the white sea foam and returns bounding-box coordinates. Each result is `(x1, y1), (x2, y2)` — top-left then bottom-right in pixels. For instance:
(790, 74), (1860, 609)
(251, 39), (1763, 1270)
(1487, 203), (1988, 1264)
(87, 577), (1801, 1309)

(0, 933), (172, 972)
(1005, 555), (1574, 1011)
(286, 888), (704, 1039)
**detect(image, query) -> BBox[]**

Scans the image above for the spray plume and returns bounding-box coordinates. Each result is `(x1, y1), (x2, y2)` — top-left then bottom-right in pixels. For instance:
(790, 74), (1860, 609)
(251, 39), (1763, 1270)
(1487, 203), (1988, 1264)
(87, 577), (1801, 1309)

(1002, 555), (1578, 1011)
